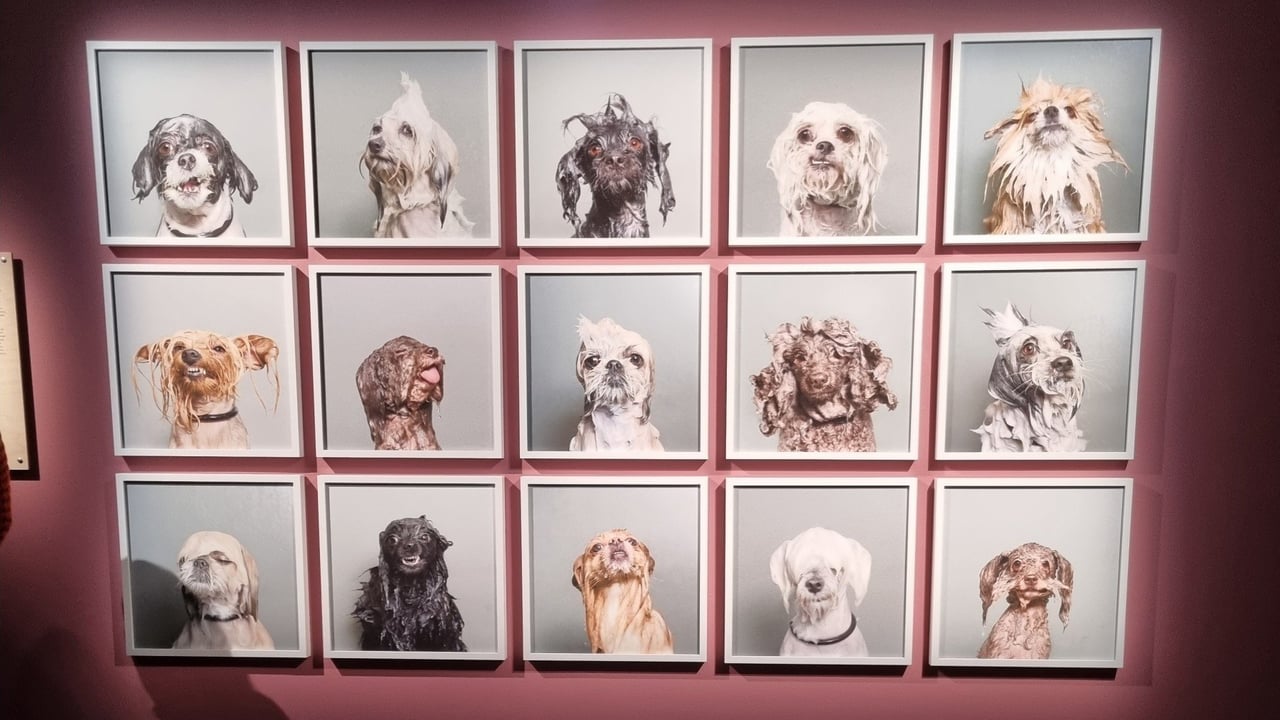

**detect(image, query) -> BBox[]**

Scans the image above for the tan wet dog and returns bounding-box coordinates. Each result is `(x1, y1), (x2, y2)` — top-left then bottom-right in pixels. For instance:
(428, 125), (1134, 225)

(571, 529), (674, 654)
(173, 530), (275, 651)
(977, 541), (1073, 660)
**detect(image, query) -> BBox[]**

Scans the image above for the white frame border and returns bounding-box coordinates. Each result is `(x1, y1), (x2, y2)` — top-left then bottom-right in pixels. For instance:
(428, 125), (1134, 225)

(728, 34), (933, 247)
(942, 29), (1161, 246)
(115, 472), (310, 659)
(299, 41), (501, 248)
(86, 41), (293, 247)
(928, 477), (1134, 669)
(513, 38), (713, 248)
(519, 475), (709, 663)
(724, 476), (918, 666)
(307, 264), (503, 459)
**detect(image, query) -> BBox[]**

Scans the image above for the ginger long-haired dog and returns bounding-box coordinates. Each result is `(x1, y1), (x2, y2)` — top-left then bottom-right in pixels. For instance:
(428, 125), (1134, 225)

(133, 330), (280, 449)
(173, 530), (275, 651)
(571, 529), (674, 654)
(977, 542), (1073, 660)
(983, 77), (1128, 235)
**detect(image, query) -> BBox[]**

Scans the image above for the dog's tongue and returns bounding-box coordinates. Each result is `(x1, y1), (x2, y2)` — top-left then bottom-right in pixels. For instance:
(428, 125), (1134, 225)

(419, 366), (441, 384)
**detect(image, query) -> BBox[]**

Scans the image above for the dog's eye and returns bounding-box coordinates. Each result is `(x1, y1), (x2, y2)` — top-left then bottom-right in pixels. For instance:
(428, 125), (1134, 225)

(584, 354), (600, 369)
(201, 140), (218, 156)
(211, 344), (226, 353)
(1064, 105), (1077, 119)
(788, 351), (807, 365)
(830, 567), (839, 575)
(387, 536), (399, 545)
(796, 128), (814, 143)
(591, 543), (603, 553)
(1020, 341), (1038, 358)
(172, 342), (186, 351)
(627, 538), (638, 546)
(371, 123), (382, 134)
(157, 142), (173, 158)
(837, 126), (855, 143)
(1042, 560), (1052, 571)
(587, 143), (602, 158)
(628, 353), (644, 368)
(628, 136), (644, 151)
(1011, 560), (1023, 572)
(400, 122), (414, 139)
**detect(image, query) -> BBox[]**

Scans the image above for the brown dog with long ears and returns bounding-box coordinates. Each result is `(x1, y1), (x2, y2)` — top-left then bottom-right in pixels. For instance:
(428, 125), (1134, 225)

(571, 529), (674, 654)
(355, 335), (445, 451)
(977, 541), (1073, 660)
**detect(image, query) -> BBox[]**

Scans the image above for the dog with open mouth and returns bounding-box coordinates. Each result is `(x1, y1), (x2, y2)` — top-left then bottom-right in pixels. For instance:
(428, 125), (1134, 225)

(355, 336), (446, 451)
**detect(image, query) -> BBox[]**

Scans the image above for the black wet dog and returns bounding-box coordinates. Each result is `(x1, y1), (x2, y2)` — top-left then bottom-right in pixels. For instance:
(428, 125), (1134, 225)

(353, 516), (467, 651)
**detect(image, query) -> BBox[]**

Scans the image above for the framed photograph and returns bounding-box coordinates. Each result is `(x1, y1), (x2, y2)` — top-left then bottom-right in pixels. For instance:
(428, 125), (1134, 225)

(115, 473), (308, 658)
(517, 265), (709, 459)
(943, 29), (1161, 244)
(937, 260), (1145, 460)
(726, 264), (924, 460)
(729, 35), (933, 246)
(317, 475), (506, 661)
(300, 42), (500, 248)
(103, 264), (302, 457)
(86, 42), (291, 246)
(309, 266), (501, 458)
(0, 253), (31, 471)
(520, 476), (708, 662)
(725, 477), (917, 665)
(515, 39), (712, 247)
(930, 477), (1134, 668)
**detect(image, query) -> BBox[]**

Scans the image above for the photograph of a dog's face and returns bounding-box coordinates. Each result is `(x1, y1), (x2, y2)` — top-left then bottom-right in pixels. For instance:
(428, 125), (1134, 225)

(105, 266), (299, 456)
(89, 45), (287, 244)
(312, 269), (499, 457)
(320, 479), (502, 658)
(931, 481), (1131, 667)
(117, 475), (304, 656)
(940, 265), (1143, 458)
(518, 43), (708, 244)
(947, 34), (1158, 241)
(733, 39), (929, 242)
(728, 482), (913, 663)
(304, 46), (496, 245)
(729, 267), (920, 458)
(520, 269), (706, 457)
(522, 480), (704, 660)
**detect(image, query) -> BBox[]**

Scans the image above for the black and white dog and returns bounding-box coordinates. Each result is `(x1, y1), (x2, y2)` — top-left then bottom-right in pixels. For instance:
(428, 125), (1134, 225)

(352, 516), (467, 652)
(555, 93), (675, 239)
(131, 114), (257, 238)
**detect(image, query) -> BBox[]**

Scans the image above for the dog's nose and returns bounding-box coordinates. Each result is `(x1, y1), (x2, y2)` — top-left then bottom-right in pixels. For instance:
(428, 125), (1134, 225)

(193, 558), (208, 571)
(1052, 356), (1074, 372)
(805, 578), (824, 594)
(606, 359), (622, 372)
(181, 348), (202, 365)
(368, 137), (384, 154)
(1044, 105), (1060, 122)
(177, 152), (196, 170)
(815, 140), (834, 155)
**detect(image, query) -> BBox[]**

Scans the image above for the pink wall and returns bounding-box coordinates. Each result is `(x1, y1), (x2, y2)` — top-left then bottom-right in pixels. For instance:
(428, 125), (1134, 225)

(1, 0), (1277, 717)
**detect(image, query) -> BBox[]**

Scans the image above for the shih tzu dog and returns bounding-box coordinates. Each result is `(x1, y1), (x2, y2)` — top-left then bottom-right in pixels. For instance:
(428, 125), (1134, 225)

(355, 335), (445, 451)
(133, 330), (280, 450)
(353, 516), (467, 652)
(173, 530), (274, 651)
(555, 93), (675, 239)
(770, 527), (872, 657)
(768, 101), (887, 236)
(132, 114), (257, 238)
(983, 77), (1128, 235)
(977, 542), (1073, 660)
(363, 72), (474, 238)
(975, 303), (1086, 453)
(572, 528), (674, 654)
(751, 317), (897, 452)
(569, 316), (663, 452)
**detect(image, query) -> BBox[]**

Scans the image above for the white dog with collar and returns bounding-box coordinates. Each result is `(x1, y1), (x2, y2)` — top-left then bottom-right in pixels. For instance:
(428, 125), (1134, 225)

(769, 526), (872, 657)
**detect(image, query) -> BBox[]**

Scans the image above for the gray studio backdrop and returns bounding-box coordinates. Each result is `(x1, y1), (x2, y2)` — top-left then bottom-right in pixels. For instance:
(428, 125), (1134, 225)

(524, 272), (704, 452)
(95, 49), (284, 238)
(315, 272), (497, 452)
(110, 270), (297, 451)
(323, 482), (500, 653)
(737, 42), (926, 237)
(943, 267), (1139, 453)
(525, 483), (702, 655)
(951, 37), (1155, 235)
(935, 485), (1128, 661)
(732, 270), (918, 453)
(122, 480), (301, 650)
(521, 46), (706, 239)
(308, 49), (493, 238)
(731, 485), (911, 658)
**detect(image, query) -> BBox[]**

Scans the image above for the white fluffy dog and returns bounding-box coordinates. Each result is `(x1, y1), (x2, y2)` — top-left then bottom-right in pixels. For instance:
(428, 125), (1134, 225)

(768, 101), (887, 237)
(362, 72), (474, 238)
(569, 316), (663, 452)
(769, 526), (872, 657)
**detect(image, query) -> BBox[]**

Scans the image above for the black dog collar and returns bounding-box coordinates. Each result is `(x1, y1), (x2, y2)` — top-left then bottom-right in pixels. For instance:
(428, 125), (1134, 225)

(197, 406), (239, 423)
(165, 210), (236, 238)
(201, 613), (242, 622)
(790, 612), (858, 646)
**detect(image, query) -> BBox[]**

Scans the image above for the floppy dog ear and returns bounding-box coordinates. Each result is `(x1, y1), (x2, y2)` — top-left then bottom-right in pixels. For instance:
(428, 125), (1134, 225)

(571, 554), (586, 591)
(752, 324), (799, 436)
(222, 138), (258, 204)
(423, 129), (460, 228)
(134, 341), (161, 364)
(1053, 550), (1074, 628)
(977, 552), (1010, 624)
(555, 148), (584, 233)
(235, 334), (278, 371)
(768, 539), (794, 613)
(842, 537), (873, 607)
(649, 131), (675, 224)
(855, 338), (898, 411)
(983, 112), (1023, 141)
(851, 122), (887, 230)
(236, 543), (261, 619)
(131, 118), (167, 200)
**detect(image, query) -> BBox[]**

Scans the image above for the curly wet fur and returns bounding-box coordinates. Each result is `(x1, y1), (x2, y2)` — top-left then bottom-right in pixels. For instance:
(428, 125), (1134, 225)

(355, 335), (445, 451)
(977, 542), (1073, 660)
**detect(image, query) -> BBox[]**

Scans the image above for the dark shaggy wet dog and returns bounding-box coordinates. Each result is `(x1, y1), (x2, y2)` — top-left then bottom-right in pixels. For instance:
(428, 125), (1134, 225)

(353, 516), (467, 652)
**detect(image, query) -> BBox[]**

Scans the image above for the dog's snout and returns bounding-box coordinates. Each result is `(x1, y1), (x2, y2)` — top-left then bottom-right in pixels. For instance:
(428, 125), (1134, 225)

(181, 348), (202, 365)
(177, 152), (196, 170)
(193, 557), (208, 571)
(367, 137), (384, 154)
(606, 359), (623, 372)
(815, 140), (834, 155)
(805, 577), (825, 594)
(1052, 356), (1074, 372)
(1043, 105), (1060, 123)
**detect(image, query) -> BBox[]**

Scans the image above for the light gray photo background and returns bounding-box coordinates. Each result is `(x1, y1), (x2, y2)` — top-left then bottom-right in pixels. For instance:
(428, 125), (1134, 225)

(523, 272), (703, 452)
(943, 268), (1139, 453)
(736, 42), (926, 237)
(731, 485), (911, 658)
(935, 485), (1128, 661)
(732, 270), (917, 454)
(94, 48), (284, 238)
(323, 482), (500, 653)
(951, 37), (1155, 236)
(521, 46), (706, 240)
(525, 483), (702, 655)
(307, 49), (493, 239)
(110, 270), (298, 452)
(315, 272), (496, 452)
(121, 480), (301, 650)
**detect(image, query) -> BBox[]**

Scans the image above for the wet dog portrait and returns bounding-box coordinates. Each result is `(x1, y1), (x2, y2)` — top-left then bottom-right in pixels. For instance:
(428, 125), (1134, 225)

(355, 335), (445, 451)
(572, 528), (673, 654)
(173, 530), (275, 651)
(570, 317), (662, 452)
(977, 541), (1073, 660)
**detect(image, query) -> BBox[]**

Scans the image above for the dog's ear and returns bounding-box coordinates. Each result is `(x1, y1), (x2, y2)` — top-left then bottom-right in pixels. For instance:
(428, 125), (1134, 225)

(842, 537), (873, 607)
(424, 127), (460, 228)
(650, 133), (676, 224)
(637, 538), (656, 577)
(180, 586), (200, 620)
(235, 334), (279, 371)
(236, 542), (261, 619)
(135, 341), (160, 364)
(750, 365), (786, 436)
(857, 338), (898, 411)
(132, 118), (167, 200)
(571, 553), (586, 591)
(555, 149), (583, 232)
(983, 109), (1024, 141)
(768, 539), (794, 612)
(850, 121), (887, 232)
(1053, 550), (1074, 628)
(223, 139), (258, 204)
(977, 552), (1009, 624)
